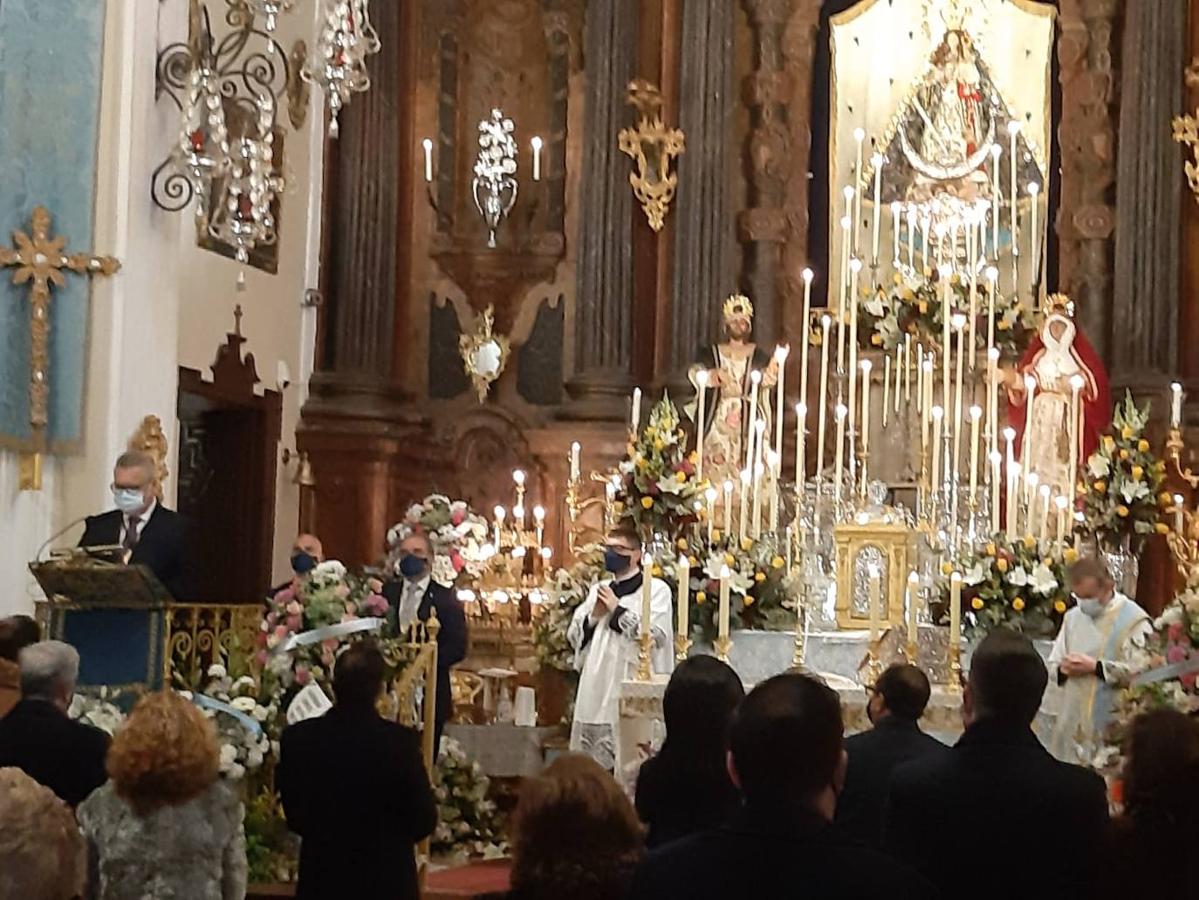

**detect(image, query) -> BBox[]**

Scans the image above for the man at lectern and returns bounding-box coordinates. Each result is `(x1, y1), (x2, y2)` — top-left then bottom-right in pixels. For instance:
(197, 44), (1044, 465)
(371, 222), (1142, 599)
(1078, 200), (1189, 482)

(78, 450), (192, 601)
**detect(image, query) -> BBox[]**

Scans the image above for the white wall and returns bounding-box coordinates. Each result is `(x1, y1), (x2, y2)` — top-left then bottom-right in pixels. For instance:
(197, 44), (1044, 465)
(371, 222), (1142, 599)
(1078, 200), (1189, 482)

(0, 0), (322, 615)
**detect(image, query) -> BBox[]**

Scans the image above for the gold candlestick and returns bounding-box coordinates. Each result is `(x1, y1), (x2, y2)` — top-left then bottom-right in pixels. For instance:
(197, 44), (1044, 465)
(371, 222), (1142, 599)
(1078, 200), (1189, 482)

(637, 629), (654, 681)
(713, 635), (733, 663)
(674, 633), (692, 663)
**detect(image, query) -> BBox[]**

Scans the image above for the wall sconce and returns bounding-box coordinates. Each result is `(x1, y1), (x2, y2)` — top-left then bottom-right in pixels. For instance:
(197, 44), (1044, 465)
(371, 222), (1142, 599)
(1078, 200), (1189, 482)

(282, 448), (316, 487)
(618, 79), (685, 232)
(458, 305), (511, 403)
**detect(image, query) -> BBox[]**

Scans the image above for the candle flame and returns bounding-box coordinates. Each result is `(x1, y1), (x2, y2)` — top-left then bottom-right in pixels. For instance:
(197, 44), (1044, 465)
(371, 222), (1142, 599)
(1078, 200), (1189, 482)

(802, 267), (814, 283)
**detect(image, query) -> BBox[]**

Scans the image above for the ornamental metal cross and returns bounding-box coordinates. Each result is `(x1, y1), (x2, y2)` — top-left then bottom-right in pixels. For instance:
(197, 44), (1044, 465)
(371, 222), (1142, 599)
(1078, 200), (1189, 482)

(0, 206), (120, 489)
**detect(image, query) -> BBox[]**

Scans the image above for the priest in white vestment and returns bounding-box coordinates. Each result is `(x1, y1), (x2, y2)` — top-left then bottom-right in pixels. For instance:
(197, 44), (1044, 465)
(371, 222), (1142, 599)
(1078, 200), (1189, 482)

(1048, 558), (1151, 763)
(567, 524), (674, 772)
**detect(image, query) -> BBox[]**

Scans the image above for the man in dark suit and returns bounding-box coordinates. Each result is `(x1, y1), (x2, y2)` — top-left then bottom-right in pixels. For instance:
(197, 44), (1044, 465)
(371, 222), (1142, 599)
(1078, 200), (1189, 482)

(0, 641), (109, 807)
(628, 672), (936, 900)
(382, 530), (468, 755)
(835, 663), (946, 847)
(278, 641), (437, 900)
(78, 450), (192, 600)
(883, 629), (1110, 899)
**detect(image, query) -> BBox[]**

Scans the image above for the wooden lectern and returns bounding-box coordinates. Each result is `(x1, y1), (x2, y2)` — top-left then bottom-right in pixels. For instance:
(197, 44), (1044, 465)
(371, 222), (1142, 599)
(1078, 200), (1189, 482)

(31, 552), (173, 690)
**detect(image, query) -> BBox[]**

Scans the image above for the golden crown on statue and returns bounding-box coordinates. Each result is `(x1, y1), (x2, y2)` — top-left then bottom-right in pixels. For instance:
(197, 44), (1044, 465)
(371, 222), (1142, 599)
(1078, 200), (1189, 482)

(1041, 292), (1075, 318)
(723, 293), (754, 321)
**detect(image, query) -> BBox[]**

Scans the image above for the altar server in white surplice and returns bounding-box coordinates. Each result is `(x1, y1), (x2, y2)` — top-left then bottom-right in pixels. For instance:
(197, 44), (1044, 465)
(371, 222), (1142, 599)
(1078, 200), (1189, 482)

(568, 524), (674, 773)
(1048, 557), (1151, 763)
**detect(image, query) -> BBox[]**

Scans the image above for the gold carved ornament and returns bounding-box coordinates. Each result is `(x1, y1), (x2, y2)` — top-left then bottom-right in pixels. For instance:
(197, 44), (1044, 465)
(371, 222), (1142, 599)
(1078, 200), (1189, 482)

(1173, 60), (1199, 203)
(129, 415), (171, 502)
(617, 79), (685, 232)
(0, 206), (121, 490)
(458, 304), (511, 403)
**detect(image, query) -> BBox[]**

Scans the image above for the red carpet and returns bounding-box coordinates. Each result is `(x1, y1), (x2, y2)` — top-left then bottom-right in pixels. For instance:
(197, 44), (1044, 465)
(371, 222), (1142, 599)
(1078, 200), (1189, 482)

(424, 859), (512, 898)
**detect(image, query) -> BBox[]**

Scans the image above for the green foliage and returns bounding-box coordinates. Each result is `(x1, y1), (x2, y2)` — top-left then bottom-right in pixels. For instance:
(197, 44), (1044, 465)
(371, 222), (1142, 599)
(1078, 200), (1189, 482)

(617, 393), (705, 538)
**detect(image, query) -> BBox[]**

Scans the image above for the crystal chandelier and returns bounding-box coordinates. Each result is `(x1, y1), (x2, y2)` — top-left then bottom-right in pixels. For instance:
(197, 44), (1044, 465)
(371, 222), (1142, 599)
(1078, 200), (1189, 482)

(172, 54), (231, 224)
(238, 0), (296, 36)
(302, 0), (381, 138)
(473, 109), (519, 248)
(207, 93), (285, 288)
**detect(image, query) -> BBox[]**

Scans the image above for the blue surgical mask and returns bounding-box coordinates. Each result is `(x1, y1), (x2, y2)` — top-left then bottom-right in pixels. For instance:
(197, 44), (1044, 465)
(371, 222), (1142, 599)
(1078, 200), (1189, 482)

(113, 487), (146, 515)
(291, 551), (317, 575)
(1076, 597), (1106, 618)
(603, 547), (632, 574)
(399, 554), (427, 579)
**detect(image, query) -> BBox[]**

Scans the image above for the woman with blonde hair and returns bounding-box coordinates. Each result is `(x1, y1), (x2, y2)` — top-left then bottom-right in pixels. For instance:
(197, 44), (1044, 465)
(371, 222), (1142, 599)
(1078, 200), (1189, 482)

(0, 767), (86, 900)
(506, 753), (645, 900)
(78, 691), (246, 900)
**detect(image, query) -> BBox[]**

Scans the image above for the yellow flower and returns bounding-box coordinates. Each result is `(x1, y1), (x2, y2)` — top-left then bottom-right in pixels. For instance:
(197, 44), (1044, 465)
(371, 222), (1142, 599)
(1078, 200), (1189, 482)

(754, 572), (766, 583)
(640, 496), (654, 509)
(654, 439), (665, 452)
(941, 562), (953, 575)
(676, 538), (689, 550)
(741, 537), (754, 552)
(1023, 534), (1036, 550)
(1103, 436), (1115, 452)
(893, 273), (903, 286)
(771, 556), (785, 569)
(675, 471), (687, 483)
(1131, 465), (1144, 481)
(1012, 598), (1026, 612)
(652, 565), (663, 577)
(636, 458), (648, 470)
(688, 451), (698, 464)
(688, 555), (699, 567)
(1160, 492), (1175, 506)
(712, 529), (723, 543)
(997, 558), (1010, 573)
(1119, 449), (1129, 460)
(1093, 480), (1106, 494)
(918, 301), (929, 314)
(1054, 600), (1067, 614)
(971, 597), (985, 610)
(1063, 547), (1079, 564)
(1121, 425), (1134, 440)
(1116, 505), (1130, 518)
(696, 591), (707, 604)
(985, 542), (996, 557)
(724, 553), (736, 567)
(871, 334), (883, 346)
(743, 595), (756, 607)
(1155, 522), (1170, 535)
(1138, 439), (1150, 453)
(997, 319), (1011, 331)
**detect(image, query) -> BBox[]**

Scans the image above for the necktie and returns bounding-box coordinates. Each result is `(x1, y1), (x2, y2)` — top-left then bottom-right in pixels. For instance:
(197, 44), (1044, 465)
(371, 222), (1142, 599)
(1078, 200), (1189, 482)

(123, 517), (139, 552)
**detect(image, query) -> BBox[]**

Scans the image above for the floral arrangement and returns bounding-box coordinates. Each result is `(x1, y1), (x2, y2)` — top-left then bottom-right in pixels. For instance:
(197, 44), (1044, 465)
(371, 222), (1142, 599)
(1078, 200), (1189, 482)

(533, 546), (603, 677)
(243, 786), (299, 885)
(193, 664), (273, 781)
(257, 560), (392, 719)
(853, 267), (1036, 359)
(1081, 393), (1169, 553)
(68, 687), (126, 735)
(617, 393), (704, 539)
(944, 535), (1073, 640)
(432, 737), (508, 861)
(386, 494), (490, 587)
(678, 533), (798, 644)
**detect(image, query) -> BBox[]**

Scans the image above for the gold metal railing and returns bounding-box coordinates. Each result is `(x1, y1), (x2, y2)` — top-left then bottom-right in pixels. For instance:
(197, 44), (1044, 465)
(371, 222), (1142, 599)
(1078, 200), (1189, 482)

(164, 603), (262, 690)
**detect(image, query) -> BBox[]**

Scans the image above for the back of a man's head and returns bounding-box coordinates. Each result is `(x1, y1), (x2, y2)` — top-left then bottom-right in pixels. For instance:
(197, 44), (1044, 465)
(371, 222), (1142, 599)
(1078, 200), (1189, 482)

(0, 616), (40, 663)
(729, 672), (843, 806)
(875, 664), (932, 721)
(332, 641), (385, 710)
(967, 628), (1048, 728)
(18, 640), (79, 704)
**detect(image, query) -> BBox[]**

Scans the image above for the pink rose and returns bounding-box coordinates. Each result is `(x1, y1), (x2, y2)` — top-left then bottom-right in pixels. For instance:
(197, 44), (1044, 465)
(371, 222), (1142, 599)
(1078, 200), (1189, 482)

(1182, 671), (1197, 691)
(276, 588), (296, 605)
(451, 550), (465, 572)
(295, 665), (311, 686)
(255, 650), (268, 666)
(334, 584), (351, 600)
(274, 625), (289, 640)
(364, 594), (388, 616)
(265, 612), (278, 627)
(322, 638), (339, 652)
(286, 614), (302, 632)
(1167, 644), (1187, 665)
(1168, 623), (1184, 642)
(451, 509), (465, 526)
(344, 601), (358, 616)
(286, 601), (302, 616)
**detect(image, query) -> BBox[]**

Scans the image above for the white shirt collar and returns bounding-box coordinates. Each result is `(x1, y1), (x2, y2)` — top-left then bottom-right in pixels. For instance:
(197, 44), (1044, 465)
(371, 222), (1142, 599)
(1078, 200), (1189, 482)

(404, 574), (430, 596)
(129, 498), (156, 526)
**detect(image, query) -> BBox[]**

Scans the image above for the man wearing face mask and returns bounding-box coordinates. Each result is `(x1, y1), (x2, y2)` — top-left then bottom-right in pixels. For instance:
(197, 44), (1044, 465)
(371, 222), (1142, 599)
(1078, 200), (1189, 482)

(269, 534), (325, 598)
(78, 450), (192, 600)
(566, 524), (674, 773)
(1047, 557), (1152, 762)
(381, 530), (467, 755)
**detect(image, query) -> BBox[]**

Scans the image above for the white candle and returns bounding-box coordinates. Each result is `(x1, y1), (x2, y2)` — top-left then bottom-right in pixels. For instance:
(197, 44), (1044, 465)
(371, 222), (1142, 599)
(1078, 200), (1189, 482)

(570, 441), (581, 482)
(985, 266), (998, 362)
(768, 449), (781, 532)
(746, 371), (762, 472)
(631, 387), (642, 433)
(916, 344), (925, 413)
(774, 345), (789, 467)
(904, 335), (912, 403)
(848, 258), (862, 450)
(883, 354), (891, 428)
(990, 144), (1001, 255)
(906, 570), (920, 652)
(800, 268), (814, 403)
(891, 201), (901, 266)
(739, 468), (751, 542)
(1004, 427), (1017, 539)
(1171, 382), (1184, 429)
(1068, 374), (1084, 501)
(871, 152), (884, 266)
(1008, 121), (1020, 258)
(939, 265), (952, 423)
(839, 216), (852, 368)
(752, 421), (767, 537)
(422, 138), (434, 183)
(906, 206), (917, 268)
(695, 370), (709, 483)
(1028, 182), (1040, 281)
(1038, 484), (1051, 545)
(868, 565), (881, 642)
(834, 403), (848, 503)
(1025, 472), (1040, 538)
(718, 565), (731, 640)
(706, 486), (717, 544)
(853, 128), (866, 252)
(1175, 495), (1185, 535)
(990, 450), (1002, 534)
(676, 554), (690, 642)
(534, 505), (545, 547)
(921, 359), (933, 460)
(723, 479), (734, 538)
(968, 234), (978, 368)
(931, 406), (944, 489)
(952, 314), (967, 484)
(493, 505), (506, 550)
(795, 402), (807, 489)
(968, 405), (982, 501)
(949, 572), (962, 659)
(817, 316), (832, 480)
(1021, 375), (1036, 479)
(641, 555), (654, 644)
(531, 136), (543, 182)
(861, 359), (873, 460)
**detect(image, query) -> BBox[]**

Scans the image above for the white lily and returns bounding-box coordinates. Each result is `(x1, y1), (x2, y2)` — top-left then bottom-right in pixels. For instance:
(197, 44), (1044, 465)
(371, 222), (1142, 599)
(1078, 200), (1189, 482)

(1119, 480), (1149, 503)
(1007, 565), (1030, 587)
(963, 559), (990, 587)
(1088, 454), (1110, 480)
(1029, 563), (1058, 596)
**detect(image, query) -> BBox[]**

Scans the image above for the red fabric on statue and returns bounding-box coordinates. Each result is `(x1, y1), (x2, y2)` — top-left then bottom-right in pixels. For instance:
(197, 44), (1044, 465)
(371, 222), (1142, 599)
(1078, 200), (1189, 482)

(1007, 320), (1111, 470)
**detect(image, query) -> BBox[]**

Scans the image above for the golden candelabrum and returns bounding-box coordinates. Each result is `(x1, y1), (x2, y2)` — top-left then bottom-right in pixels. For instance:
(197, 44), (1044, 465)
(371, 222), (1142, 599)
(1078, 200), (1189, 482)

(637, 628), (654, 681)
(713, 635), (733, 663)
(674, 633), (692, 664)
(471, 469), (553, 619)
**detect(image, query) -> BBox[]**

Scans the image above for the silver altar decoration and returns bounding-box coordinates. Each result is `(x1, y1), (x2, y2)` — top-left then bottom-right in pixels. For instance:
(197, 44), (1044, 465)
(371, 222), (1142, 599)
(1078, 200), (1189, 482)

(472, 109), (520, 249)
(236, 0), (296, 37)
(303, 0), (381, 138)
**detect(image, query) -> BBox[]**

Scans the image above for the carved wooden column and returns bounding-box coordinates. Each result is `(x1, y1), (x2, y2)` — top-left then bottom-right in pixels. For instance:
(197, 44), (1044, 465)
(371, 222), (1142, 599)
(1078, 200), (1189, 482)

(668, 0), (735, 373)
(1111, 0), (1186, 386)
(738, 0), (796, 346)
(564, 0), (638, 418)
(1056, 0), (1119, 364)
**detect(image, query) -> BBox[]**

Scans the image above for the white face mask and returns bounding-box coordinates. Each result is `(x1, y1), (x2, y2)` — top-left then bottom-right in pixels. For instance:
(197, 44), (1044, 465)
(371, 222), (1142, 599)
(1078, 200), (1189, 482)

(1075, 596), (1106, 618)
(113, 487), (146, 515)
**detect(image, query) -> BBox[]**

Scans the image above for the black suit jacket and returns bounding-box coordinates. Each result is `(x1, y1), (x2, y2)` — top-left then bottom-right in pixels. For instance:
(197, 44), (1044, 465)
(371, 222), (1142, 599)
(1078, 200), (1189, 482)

(834, 716), (948, 848)
(278, 706), (437, 900)
(635, 752), (740, 849)
(883, 719), (1110, 900)
(79, 504), (192, 601)
(0, 698), (110, 807)
(382, 579), (468, 730)
(628, 804), (936, 900)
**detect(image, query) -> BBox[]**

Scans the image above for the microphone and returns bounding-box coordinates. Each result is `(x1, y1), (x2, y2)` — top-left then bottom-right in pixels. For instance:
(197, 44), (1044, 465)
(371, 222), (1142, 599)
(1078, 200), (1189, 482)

(35, 516), (91, 562)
